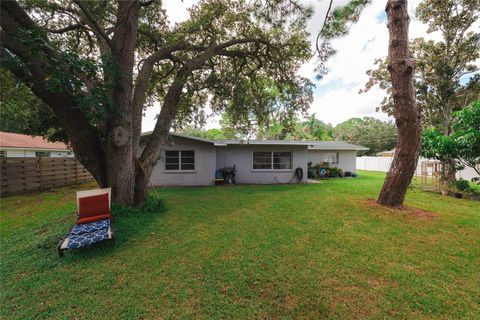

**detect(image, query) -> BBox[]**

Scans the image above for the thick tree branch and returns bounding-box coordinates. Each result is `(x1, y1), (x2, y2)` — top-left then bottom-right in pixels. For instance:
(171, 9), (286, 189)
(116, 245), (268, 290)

(316, 0), (333, 55)
(132, 43), (193, 147)
(132, 38), (272, 148)
(47, 23), (86, 34)
(140, 0), (156, 7)
(72, 0), (113, 49)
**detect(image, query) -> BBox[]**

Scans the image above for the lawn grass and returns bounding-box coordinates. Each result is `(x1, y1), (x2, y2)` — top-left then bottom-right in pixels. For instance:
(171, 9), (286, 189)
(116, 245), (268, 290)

(1, 171), (479, 319)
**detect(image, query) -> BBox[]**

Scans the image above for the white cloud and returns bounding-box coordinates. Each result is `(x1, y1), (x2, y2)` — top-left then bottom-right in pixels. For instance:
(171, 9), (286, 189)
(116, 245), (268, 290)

(310, 85), (391, 125)
(307, 0), (443, 125)
(142, 0), (440, 131)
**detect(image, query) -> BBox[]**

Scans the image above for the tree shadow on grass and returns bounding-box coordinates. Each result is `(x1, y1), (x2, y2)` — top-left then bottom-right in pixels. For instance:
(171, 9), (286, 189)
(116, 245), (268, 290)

(27, 196), (168, 264)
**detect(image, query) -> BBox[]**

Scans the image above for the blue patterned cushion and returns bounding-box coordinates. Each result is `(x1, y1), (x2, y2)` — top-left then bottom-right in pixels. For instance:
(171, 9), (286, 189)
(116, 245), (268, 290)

(71, 219), (110, 235)
(67, 228), (110, 249)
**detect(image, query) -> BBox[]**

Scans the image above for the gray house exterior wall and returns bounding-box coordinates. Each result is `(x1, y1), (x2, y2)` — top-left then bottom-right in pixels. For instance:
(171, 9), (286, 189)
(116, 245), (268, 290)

(215, 144), (308, 184)
(144, 133), (367, 186)
(149, 136), (216, 186)
(307, 150), (357, 173)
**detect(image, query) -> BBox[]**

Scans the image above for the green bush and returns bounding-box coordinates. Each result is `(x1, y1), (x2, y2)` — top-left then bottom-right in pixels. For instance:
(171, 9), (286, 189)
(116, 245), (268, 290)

(308, 163), (344, 178)
(455, 179), (472, 193)
(328, 167), (343, 177)
(112, 194), (167, 216)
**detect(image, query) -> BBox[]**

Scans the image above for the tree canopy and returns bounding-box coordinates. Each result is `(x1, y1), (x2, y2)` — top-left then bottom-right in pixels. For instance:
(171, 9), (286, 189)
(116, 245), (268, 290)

(333, 117), (397, 156)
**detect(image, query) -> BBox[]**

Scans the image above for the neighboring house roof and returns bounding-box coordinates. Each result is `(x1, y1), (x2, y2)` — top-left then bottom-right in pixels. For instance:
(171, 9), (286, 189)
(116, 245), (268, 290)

(0, 132), (69, 150)
(377, 148), (395, 156)
(141, 132), (368, 151)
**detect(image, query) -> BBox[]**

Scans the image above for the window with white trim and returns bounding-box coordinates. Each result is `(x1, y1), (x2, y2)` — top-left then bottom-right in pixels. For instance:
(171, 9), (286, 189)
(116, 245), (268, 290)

(0, 151), (5, 158)
(319, 152), (339, 164)
(253, 151), (292, 170)
(165, 150), (195, 171)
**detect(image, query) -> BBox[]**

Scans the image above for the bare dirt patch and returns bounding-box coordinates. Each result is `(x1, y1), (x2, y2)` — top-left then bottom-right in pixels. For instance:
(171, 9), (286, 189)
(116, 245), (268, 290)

(364, 199), (437, 219)
(284, 295), (299, 310)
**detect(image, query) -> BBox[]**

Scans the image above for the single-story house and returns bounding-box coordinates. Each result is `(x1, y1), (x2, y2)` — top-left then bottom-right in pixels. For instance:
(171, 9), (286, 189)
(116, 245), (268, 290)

(0, 132), (73, 158)
(143, 132), (368, 186)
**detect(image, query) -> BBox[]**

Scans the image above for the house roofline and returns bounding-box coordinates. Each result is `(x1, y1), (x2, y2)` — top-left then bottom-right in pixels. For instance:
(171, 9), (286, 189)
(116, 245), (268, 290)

(140, 132), (369, 151)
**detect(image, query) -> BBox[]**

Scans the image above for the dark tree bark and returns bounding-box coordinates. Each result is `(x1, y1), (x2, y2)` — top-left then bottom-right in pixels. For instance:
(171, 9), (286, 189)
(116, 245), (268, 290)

(377, 0), (422, 207)
(103, 1), (140, 205)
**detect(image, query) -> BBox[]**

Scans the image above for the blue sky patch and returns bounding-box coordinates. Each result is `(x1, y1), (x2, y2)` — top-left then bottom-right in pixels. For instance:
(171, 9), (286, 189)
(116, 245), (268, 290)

(376, 11), (387, 23)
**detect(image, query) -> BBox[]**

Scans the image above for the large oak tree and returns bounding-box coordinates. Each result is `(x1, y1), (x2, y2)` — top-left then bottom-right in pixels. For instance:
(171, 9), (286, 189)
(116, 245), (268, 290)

(1, 0), (313, 206)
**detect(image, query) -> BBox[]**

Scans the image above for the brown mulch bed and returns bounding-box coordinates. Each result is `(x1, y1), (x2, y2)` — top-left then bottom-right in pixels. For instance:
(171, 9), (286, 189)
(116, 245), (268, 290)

(364, 198), (437, 219)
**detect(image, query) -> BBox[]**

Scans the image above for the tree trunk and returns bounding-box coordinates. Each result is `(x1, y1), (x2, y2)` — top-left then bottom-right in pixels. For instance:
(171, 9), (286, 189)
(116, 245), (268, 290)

(439, 116), (456, 183)
(377, 0), (422, 208)
(103, 1), (140, 206)
(134, 164), (149, 206)
(440, 159), (456, 184)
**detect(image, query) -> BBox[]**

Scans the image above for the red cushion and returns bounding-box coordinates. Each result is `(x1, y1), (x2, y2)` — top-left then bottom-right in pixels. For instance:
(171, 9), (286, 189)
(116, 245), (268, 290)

(77, 213), (112, 225)
(78, 193), (109, 218)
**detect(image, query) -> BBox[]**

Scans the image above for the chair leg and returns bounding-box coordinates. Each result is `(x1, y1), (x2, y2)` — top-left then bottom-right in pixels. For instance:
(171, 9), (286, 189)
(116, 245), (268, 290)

(58, 246), (65, 257)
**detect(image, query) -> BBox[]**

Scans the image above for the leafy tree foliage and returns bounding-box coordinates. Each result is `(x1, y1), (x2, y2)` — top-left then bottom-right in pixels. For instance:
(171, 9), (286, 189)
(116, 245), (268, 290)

(361, 0), (480, 133)
(177, 126), (231, 140)
(422, 100), (480, 176)
(183, 113), (333, 141)
(333, 117), (397, 156)
(254, 113), (334, 140)
(296, 114), (334, 140)
(1, 0), (313, 205)
(0, 69), (67, 141)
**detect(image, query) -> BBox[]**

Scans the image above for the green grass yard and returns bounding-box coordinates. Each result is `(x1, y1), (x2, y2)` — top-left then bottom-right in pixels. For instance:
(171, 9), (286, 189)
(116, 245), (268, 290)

(1, 171), (479, 319)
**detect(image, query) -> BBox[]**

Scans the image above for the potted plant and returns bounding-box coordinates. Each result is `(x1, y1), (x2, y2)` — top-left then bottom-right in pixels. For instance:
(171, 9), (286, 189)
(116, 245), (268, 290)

(307, 162), (315, 179)
(312, 164), (321, 178)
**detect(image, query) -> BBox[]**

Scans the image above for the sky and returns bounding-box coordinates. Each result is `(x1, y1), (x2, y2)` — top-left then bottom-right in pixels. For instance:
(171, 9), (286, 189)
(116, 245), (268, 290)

(142, 0), (438, 132)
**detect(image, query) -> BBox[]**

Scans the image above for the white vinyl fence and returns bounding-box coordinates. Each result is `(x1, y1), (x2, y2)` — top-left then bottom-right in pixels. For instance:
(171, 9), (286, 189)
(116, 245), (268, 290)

(356, 156), (478, 181)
